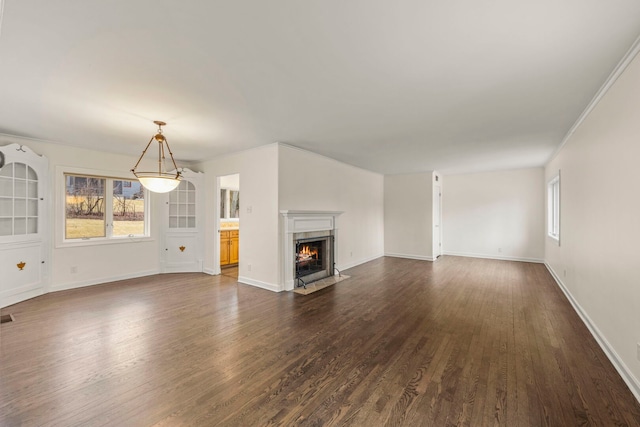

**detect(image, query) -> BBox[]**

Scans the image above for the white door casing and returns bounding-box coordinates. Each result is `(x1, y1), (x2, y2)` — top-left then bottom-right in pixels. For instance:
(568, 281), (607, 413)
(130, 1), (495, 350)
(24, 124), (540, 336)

(433, 184), (442, 258)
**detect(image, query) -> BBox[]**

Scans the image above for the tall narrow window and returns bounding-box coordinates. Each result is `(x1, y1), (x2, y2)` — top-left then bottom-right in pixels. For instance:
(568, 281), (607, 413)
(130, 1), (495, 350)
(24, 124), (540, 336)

(65, 175), (106, 239)
(547, 172), (560, 243)
(112, 179), (146, 237)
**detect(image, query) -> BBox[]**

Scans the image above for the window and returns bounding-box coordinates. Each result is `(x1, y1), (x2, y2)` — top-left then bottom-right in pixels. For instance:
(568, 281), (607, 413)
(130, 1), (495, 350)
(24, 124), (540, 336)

(0, 162), (39, 236)
(547, 172), (560, 242)
(64, 174), (148, 240)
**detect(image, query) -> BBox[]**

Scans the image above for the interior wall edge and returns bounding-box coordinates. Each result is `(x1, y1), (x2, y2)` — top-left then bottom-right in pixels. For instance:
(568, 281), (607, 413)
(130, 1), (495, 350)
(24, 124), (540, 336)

(544, 263), (640, 404)
(277, 142), (385, 177)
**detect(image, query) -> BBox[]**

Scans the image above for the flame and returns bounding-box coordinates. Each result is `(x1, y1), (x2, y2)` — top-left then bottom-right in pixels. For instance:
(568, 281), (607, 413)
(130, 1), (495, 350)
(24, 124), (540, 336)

(297, 244), (319, 261)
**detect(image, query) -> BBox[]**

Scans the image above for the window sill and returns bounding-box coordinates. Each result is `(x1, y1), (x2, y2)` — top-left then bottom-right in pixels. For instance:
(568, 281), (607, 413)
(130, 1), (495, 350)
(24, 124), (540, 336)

(56, 236), (154, 249)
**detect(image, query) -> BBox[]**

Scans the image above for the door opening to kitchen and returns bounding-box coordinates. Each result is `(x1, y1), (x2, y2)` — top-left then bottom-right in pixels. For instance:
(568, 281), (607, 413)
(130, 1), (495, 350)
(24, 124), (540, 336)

(218, 173), (239, 279)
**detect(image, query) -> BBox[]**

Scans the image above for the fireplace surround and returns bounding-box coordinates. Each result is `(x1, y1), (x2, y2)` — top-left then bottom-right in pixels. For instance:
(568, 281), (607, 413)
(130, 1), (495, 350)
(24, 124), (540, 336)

(295, 235), (334, 288)
(281, 210), (343, 291)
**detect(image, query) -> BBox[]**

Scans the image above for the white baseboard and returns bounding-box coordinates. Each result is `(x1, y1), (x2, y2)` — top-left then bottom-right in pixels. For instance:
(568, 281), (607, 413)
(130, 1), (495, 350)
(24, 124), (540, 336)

(545, 263), (640, 404)
(50, 269), (160, 292)
(2, 288), (45, 309)
(338, 253), (384, 271)
(203, 267), (218, 275)
(384, 252), (435, 262)
(160, 260), (203, 274)
(443, 251), (544, 263)
(237, 276), (281, 293)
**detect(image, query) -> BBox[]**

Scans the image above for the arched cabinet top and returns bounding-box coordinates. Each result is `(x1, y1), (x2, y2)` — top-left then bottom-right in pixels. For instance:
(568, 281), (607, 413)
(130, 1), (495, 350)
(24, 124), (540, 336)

(0, 143), (48, 169)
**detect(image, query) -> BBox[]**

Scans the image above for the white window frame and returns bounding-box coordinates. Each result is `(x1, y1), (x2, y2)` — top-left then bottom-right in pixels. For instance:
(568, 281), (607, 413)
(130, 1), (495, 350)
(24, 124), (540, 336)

(57, 166), (152, 247)
(547, 172), (560, 244)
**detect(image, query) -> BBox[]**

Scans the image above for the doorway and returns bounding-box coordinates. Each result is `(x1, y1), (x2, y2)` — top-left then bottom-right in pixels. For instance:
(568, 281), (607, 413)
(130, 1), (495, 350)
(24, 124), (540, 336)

(218, 173), (239, 279)
(433, 184), (442, 258)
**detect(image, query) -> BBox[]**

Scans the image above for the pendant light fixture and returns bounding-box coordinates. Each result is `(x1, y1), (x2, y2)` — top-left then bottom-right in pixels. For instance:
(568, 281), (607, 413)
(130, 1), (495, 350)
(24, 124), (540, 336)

(131, 121), (182, 193)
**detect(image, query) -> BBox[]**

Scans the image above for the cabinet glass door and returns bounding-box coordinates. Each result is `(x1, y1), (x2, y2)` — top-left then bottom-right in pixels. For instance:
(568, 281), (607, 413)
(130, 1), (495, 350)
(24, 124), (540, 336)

(0, 162), (39, 236)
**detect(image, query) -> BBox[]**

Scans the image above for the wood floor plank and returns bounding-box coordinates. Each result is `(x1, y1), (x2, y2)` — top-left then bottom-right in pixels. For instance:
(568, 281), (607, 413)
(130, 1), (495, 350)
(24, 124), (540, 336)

(1, 256), (639, 426)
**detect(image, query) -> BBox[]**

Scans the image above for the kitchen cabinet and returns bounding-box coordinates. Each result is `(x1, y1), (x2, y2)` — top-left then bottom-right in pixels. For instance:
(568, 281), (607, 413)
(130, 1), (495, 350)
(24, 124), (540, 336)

(220, 230), (239, 266)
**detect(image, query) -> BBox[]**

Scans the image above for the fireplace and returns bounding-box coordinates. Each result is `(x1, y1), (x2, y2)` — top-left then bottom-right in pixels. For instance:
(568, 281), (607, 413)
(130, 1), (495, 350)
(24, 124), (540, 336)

(295, 235), (334, 287)
(281, 210), (343, 291)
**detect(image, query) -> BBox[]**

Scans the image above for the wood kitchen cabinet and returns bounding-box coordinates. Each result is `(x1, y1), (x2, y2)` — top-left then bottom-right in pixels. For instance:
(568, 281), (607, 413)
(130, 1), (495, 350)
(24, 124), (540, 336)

(220, 230), (239, 266)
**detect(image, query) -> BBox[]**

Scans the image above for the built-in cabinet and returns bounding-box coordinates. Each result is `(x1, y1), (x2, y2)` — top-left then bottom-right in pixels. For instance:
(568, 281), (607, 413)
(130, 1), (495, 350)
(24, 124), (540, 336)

(0, 143), (49, 308)
(220, 229), (239, 266)
(162, 168), (204, 273)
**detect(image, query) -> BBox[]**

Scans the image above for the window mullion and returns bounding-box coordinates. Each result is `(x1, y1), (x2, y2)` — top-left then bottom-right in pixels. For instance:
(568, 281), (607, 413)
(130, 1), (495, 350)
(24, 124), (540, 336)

(105, 178), (113, 238)
(144, 188), (150, 236)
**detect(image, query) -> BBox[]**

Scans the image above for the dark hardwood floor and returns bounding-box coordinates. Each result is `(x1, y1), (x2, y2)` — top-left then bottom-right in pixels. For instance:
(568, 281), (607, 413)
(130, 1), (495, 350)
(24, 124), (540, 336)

(1, 256), (639, 426)
(221, 265), (239, 279)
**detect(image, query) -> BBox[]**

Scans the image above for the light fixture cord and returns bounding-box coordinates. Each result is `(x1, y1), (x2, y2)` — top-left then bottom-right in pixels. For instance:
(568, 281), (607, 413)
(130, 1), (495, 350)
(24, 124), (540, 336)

(131, 135), (155, 173)
(163, 138), (180, 179)
(157, 137), (163, 175)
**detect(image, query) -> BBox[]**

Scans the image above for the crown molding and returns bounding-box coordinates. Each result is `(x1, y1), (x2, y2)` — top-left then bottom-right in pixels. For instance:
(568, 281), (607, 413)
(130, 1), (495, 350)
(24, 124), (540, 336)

(0, 1), (5, 38)
(547, 34), (640, 166)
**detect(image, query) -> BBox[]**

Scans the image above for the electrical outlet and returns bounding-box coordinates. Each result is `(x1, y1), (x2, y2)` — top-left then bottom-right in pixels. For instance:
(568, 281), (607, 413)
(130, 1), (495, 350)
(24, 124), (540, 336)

(247, 264), (252, 272)
(498, 248), (502, 253)
(637, 342), (640, 361)
(246, 206), (252, 214)
(350, 251), (353, 257)
(70, 266), (77, 274)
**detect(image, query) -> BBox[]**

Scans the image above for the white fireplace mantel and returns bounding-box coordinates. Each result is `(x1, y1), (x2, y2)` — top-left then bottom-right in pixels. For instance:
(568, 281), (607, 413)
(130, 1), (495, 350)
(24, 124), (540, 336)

(281, 210), (343, 235)
(281, 210), (343, 291)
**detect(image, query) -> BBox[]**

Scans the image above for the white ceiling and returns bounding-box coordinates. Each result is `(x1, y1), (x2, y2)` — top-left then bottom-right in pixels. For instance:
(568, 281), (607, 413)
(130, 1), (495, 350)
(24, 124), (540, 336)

(1, 1), (639, 175)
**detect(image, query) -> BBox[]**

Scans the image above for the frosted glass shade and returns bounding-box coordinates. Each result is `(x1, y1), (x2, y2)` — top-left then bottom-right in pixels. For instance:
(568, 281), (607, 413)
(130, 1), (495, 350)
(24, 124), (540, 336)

(138, 175), (180, 193)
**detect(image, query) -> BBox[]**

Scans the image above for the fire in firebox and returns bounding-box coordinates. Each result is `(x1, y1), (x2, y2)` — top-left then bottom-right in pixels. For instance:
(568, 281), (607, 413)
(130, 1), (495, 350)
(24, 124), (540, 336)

(294, 236), (333, 286)
(297, 244), (318, 262)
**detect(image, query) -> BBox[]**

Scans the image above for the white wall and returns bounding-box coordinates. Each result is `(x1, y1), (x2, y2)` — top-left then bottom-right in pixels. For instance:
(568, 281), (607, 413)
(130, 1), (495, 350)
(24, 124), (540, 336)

(384, 172), (435, 260)
(545, 51), (640, 399)
(443, 168), (545, 262)
(278, 144), (384, 272)
(0, 135), (164, 295)
(220, 173), (239, 190)
(195, 144), (280, 291)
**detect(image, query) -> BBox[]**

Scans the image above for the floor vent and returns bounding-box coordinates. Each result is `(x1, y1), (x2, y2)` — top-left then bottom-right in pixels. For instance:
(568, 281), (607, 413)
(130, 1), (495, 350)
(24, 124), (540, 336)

(0, 314), (14, 324)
